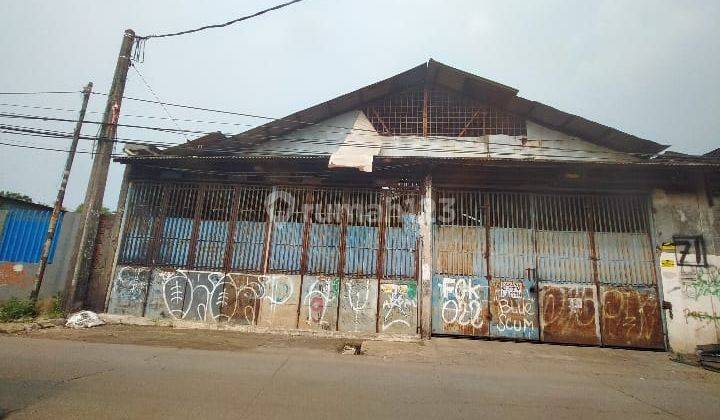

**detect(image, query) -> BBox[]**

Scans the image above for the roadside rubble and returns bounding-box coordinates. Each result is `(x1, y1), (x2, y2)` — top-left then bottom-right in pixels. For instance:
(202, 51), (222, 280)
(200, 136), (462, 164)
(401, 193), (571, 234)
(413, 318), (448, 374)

(65, 311), (105, 329)
(0, 317), (65, 334)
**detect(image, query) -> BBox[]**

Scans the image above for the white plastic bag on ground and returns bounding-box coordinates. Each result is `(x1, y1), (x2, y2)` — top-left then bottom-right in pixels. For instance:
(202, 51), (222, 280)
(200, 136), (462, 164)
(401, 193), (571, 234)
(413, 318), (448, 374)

(65, 311), (105, 329)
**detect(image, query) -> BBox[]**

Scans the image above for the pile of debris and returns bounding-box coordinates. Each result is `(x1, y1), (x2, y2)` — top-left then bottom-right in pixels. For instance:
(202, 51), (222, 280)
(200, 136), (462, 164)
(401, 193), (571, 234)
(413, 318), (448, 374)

(697, 344), (720, 372)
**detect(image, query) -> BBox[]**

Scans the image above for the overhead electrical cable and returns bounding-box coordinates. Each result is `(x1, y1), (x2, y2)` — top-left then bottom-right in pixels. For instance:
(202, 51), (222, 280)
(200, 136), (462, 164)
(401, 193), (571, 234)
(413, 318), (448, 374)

(0, 111), (653, 160)
(130, 63), (189, 141)
(0, 139), (114, 155)
(0, 90), (80, 96)
(136, 0), (304, 40)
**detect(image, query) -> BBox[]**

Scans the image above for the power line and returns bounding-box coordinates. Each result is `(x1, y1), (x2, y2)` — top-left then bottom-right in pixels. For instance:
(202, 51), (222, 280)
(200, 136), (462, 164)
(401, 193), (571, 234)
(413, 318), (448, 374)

(0, 112), (207, 135)
(0, 122), (631, 163)
(130, 63), (189, 141)
(0, 119), (634, 162)
(0, 101), (259, 129)
(0, 139), (114, 155)
(87, 91), (658, 159)
(0, 90), (80, 96)
(0, 122), (651, 168)
(0, 110), (650, 160)
(92, 91), (278, 122)
(136, 0), (305, 40)
(0, 124), (179, 148)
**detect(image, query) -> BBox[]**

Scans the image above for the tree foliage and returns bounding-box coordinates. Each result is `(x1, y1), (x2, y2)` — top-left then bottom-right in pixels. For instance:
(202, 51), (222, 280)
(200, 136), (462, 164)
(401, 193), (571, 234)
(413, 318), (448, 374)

(74, 203), (112, 215)
(0, 191), (33, 203)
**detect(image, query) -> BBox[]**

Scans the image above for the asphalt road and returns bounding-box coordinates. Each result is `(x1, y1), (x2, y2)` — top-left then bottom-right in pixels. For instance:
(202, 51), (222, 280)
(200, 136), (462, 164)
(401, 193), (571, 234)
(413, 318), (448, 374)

(1, 330), (719, 419)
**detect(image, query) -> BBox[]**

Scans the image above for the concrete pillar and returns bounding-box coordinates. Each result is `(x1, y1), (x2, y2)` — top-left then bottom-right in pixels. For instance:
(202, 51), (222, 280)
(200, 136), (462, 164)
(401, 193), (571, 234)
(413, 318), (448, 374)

(102, 165), (132, 312)
(419, 175), (433, 339)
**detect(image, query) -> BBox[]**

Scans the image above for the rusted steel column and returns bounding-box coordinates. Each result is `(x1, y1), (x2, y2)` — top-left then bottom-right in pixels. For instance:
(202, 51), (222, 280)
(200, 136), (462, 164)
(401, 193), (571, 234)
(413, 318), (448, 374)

(222, 186), (241, 273)
(419, 175), (433, 339)
(261, 186), (278, 274)
(186, 184), (207, 269)
(422, 87), (429, 138)
(147, 186), (170, 267)
(585, 196), (604, 345)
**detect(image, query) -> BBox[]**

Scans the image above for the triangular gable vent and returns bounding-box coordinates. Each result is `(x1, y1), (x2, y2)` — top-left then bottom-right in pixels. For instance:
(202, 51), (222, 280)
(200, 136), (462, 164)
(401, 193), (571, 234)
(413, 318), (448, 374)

(364, 86), (526, 137)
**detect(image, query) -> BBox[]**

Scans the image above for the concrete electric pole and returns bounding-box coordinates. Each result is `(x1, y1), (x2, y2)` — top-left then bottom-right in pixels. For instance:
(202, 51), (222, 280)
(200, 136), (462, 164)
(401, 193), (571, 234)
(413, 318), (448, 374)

(65, 29), (135, 311)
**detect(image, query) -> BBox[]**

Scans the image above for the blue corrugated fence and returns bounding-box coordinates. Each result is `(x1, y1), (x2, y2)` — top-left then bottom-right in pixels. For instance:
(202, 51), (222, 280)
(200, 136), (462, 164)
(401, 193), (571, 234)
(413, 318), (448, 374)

(0, 209), (62, 263)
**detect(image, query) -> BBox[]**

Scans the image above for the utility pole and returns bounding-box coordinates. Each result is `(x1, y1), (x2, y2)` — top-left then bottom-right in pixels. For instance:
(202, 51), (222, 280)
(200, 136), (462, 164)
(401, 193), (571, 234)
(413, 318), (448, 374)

(66, 29), (135, 311)
(31, 82), (94, 303)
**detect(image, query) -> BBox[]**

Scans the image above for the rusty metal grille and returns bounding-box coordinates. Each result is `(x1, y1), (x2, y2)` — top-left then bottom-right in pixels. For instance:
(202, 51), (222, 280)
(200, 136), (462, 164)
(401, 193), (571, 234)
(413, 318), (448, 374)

(364, 87), (526, 137)
(434, 190), (487, 276)
(229, 187), (269, 272)
(118, 183), (164, 265)
(590, 195), (655, 286)
(305, 189), (343, 275)
(156, 184), (198, 267)
(117, 182), (420, 281)
(433, 190), (655, 285)
(488, 192), (535, 279)
(535, 194), (593, 284)
(384, 191), (420, 279)
(344, 190), (380, 277)
(268, 187), (306, 273)
(194, 186), (234, 270)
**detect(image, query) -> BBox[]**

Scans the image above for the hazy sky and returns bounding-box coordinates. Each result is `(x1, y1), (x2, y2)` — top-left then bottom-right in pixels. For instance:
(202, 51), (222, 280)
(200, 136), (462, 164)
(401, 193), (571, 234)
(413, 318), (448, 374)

(1, 0), (718, 210)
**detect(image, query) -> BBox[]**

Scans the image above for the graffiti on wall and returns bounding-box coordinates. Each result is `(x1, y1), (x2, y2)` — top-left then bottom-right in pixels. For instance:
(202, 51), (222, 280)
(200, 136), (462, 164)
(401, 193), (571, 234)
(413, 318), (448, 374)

(301, 276), (339, 329)
(684, 266), (720, 300)
(109, 267), (417, 335)
(684, 309), (720, 322)
(338, 278), (377, 332)
(600, 286), (663, 349)
(539, 284), (599, 345)
(107, 266), (151, 315)
(434, 277), (489, 336)
(380, 282), (417, 333)
(158, 270), (295, 323)
(109, 267), (295, 323)
(672, 235), (707, 267)
(489, 279), (538, 339)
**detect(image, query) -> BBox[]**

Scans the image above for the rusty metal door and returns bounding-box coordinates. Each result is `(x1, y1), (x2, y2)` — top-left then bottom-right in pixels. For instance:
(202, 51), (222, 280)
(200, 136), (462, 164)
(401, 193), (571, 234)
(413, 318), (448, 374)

(536, 195), (601, 345)
(432, 191), (490, 336)
(591, 195), (664, 349)
(487, 193), (539, 340)
(431, 190), (663, 349)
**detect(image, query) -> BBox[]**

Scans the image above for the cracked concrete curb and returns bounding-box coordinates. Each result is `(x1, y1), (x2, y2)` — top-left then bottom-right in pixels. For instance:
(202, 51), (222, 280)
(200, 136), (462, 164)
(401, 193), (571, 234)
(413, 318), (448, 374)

(98, 313), (422, 343)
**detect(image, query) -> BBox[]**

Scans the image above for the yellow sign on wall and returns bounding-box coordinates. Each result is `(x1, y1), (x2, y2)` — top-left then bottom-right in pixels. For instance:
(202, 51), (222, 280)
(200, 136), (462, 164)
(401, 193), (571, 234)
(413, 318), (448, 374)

(659, 242), (676, 252)
(661, 259), (676, 268)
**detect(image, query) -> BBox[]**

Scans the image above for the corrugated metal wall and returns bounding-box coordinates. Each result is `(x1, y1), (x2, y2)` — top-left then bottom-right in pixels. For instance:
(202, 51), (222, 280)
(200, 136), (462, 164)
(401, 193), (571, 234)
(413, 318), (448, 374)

(431, 190), (663, 349)
(0, 209), (62, 263)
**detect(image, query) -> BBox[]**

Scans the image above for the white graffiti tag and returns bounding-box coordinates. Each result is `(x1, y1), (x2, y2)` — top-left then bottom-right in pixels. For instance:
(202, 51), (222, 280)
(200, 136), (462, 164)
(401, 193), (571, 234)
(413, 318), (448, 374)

(440, 277), (486, 329)
(159, 270), (293, 323)
(381, 283), (417, 331)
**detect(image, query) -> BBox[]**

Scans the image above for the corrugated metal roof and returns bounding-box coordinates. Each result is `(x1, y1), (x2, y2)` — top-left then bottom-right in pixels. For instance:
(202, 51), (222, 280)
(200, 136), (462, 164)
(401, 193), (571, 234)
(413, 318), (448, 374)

(162, 59), (667, 157)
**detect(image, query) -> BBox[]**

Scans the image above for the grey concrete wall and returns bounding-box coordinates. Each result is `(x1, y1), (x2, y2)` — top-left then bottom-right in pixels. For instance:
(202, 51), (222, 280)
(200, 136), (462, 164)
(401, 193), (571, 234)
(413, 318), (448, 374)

(652, 185), (720, 353)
